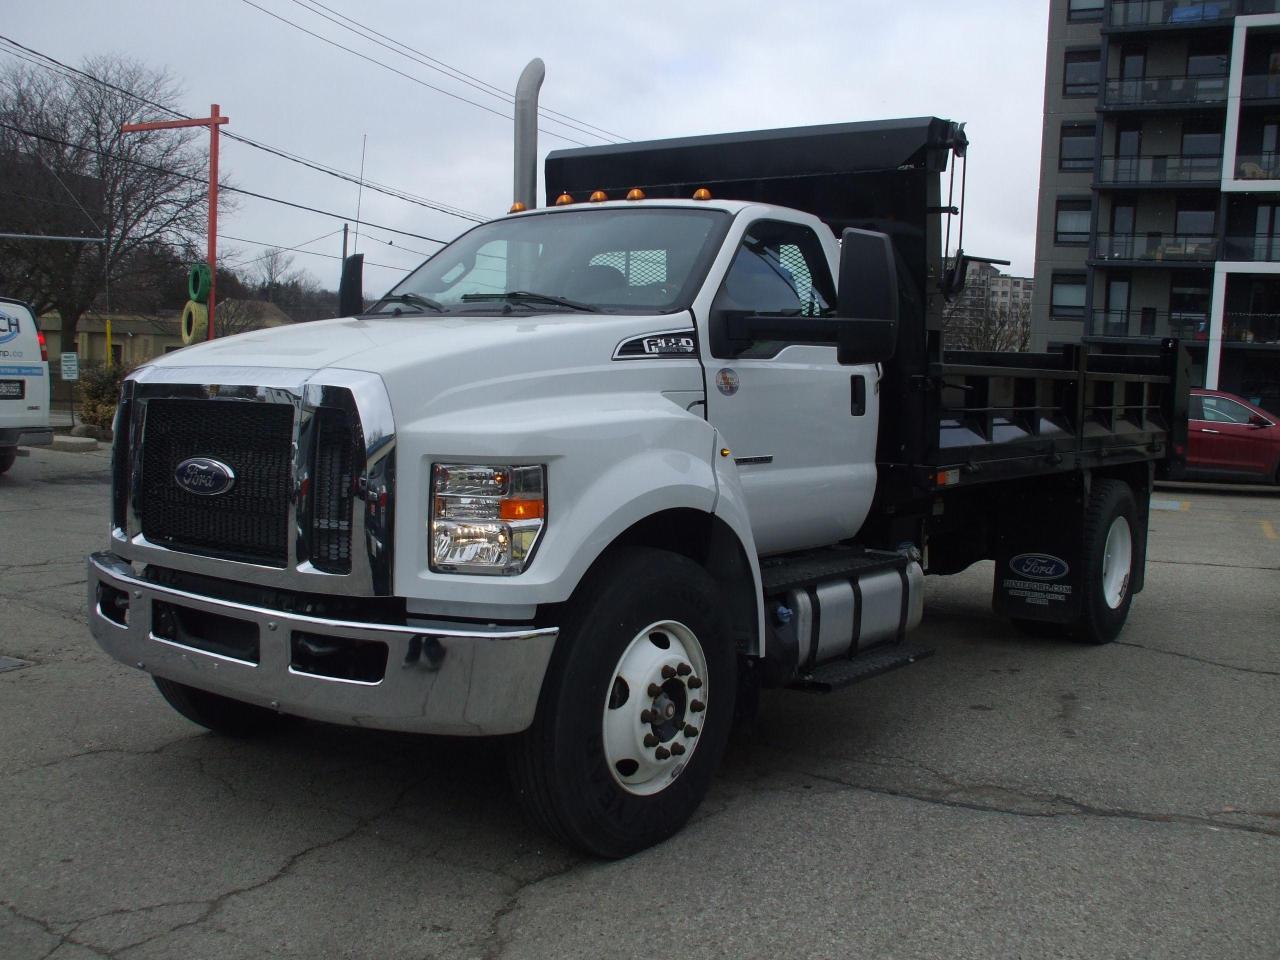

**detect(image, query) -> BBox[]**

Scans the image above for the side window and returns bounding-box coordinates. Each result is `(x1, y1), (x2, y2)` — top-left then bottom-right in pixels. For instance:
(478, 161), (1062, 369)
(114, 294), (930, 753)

(1188, 395), (1205, 420)
(1201, 396), (1251, 423)
(711, 221), (837, 359)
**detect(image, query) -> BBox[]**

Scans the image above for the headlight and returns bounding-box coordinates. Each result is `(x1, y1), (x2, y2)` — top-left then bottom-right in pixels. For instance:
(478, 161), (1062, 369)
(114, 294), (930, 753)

(430, 464), (546, 575)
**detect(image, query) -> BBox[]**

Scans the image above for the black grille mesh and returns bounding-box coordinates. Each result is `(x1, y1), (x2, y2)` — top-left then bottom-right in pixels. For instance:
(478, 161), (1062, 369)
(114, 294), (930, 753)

(310, 407), (355, 573)
(139, 399), (294, 566)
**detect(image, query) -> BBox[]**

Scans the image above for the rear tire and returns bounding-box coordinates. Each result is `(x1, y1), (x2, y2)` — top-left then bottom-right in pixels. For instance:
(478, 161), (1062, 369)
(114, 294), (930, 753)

(508, 547), (736, 858)
(0, 448), (16, 474)
(153, 676), (282, 737)
(1074, 479), (1138, 645)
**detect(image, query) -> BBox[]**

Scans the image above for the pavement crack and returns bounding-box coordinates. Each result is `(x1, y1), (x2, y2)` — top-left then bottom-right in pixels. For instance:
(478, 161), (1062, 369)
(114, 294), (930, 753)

(1148, 558), (1280, 572)
(1115, 640), (1280, 677)
(478, 857), (584, 960)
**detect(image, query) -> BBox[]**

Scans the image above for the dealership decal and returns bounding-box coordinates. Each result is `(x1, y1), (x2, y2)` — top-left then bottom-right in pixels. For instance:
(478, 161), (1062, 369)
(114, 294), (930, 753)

(1009, 553), (1070, 580)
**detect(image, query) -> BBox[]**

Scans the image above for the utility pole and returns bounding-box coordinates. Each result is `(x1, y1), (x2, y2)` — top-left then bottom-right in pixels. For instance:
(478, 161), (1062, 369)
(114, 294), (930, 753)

(342, 222), (349, 260)
(121, 104), (228, 339)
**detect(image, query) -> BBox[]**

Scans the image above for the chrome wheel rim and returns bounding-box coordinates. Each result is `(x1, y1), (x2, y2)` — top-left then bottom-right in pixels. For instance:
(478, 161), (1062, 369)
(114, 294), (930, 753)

(1101, 515), (1133, 610)
(602, 620), (708, 797)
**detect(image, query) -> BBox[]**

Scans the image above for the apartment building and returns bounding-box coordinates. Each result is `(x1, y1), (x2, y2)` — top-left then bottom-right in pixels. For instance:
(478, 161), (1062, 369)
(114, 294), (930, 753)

(1030, 0), (1280, 412)
(945, 259), (1035, 350)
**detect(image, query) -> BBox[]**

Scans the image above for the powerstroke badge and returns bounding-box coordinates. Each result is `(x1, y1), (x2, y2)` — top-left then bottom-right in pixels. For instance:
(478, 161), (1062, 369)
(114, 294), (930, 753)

(715, 368), (739, 396)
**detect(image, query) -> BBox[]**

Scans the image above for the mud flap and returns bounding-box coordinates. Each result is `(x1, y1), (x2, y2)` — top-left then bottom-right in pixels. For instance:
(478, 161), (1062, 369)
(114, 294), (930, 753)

(991, 478), (1085, 624)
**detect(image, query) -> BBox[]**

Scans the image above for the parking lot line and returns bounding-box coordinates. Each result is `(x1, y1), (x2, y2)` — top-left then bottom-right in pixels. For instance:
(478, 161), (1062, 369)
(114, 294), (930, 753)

(1150, 498), (1186, 512)
(1263, 520), (1278, 541)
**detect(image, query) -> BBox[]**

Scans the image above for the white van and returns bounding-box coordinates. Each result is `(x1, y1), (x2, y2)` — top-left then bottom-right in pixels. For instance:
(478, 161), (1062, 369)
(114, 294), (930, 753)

(0, 297), (53, 474)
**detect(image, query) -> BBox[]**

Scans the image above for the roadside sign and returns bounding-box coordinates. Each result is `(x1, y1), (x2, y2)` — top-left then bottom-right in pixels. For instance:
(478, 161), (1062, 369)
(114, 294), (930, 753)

(60, 352), (79, 381)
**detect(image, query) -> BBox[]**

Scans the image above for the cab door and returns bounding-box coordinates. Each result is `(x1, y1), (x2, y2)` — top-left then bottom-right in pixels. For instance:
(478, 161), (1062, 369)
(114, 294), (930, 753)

(702, 218), (878, 556)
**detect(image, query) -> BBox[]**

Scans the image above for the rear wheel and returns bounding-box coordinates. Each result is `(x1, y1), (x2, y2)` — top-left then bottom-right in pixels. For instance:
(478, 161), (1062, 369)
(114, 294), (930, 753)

(0, 448), (16, 475)
(1074, 479), (1137, 645)
(153, 676), (282, 737)
(508, 547), (736, 858)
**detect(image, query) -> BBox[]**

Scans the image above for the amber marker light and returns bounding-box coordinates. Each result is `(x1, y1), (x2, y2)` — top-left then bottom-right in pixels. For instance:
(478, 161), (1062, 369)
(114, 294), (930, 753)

(500, 499), (546, 521)
(508, 201), (527, 213)
(589, 190), (608, 202)
(626, 188), (646, 200)
(693, 188), (712, 200)
(555, 192), (574, 205)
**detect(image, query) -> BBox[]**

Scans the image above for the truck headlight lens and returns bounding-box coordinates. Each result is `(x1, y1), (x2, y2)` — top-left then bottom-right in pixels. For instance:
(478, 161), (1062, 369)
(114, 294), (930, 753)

(430, 464), (546, 574)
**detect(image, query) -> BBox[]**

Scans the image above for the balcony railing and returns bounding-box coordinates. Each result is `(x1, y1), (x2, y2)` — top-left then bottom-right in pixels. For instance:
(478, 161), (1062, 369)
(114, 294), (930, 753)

(1235, 153), (1280, 179)
(1097, 153), (1221, 185)
(1094, 232), (1219, 260)
(1242, 74), (1280, 99)
(1103, 73), (1228, 106)
(1108, 0), (1280, 28)
(1222, 233), (1280, 259)
(1092, 309), (1280, 342)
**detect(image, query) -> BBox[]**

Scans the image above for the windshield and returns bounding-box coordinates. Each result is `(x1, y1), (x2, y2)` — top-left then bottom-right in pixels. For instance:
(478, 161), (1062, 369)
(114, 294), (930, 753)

(376, 207), (729, 315)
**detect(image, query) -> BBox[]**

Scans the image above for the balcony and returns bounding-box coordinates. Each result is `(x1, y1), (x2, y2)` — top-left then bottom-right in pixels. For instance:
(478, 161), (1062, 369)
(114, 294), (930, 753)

(1234, 153), (1280, 179)
(1094, 232), (1219, 261)
(1225, 312), (1280, 342)
(1242, 74), (1280, 100)
(1097, 154), (1221, 186)
(1091, 308), (1207, 337)
(1102, 72), (1228, 107)
(1108, 0), (1280, 29)
(1222, 233), (1280, 259)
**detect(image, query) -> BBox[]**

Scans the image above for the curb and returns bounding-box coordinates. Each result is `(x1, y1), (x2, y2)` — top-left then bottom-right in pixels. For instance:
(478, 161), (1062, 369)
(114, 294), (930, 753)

(50, 435), (99, 453)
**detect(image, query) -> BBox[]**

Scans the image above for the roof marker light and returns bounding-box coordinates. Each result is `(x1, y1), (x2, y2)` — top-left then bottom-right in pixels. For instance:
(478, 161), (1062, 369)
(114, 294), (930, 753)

(692, 188), (712, 201)
(589, 190), (608, 203)
(555, 192), (574, 206)
(626, 188), (645, 201)
(508, 201), (527, 213)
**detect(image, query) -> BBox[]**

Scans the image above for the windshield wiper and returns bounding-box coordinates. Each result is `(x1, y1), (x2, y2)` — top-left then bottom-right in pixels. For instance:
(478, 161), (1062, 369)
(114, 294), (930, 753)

(460, 291), (597, 312)
(369, 292), (445, 314)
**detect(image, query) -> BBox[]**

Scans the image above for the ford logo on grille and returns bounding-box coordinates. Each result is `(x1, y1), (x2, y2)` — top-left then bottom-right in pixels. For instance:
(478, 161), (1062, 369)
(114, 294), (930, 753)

(174, 457), (236, 496)
(1010, 553), (1070, 581)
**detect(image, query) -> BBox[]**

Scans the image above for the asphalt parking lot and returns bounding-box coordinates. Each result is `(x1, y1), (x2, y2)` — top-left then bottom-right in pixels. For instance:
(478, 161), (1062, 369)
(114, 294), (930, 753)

(1, 448), (1277, 960)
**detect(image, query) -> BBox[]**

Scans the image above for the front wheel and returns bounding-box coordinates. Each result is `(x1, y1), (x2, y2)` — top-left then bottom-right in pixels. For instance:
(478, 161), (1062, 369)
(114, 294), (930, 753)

(0, 448), (16, 475)
(508, 547), (736, 858)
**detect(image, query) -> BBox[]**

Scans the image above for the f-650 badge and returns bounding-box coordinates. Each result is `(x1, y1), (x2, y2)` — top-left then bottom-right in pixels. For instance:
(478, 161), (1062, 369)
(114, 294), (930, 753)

(613, 329), (698, 360)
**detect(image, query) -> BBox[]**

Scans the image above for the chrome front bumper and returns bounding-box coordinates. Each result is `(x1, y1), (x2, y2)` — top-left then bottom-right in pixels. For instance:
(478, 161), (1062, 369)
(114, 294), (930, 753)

(87, 552), (558, 735)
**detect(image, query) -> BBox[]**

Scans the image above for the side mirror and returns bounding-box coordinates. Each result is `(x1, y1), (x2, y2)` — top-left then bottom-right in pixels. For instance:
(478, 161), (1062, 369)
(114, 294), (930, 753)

(338, 254), (365, 317)
(834, 228), (898, 365)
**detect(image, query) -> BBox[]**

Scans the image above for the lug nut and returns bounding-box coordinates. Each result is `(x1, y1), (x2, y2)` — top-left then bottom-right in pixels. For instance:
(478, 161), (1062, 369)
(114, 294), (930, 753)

(670, 742), (686, 756)
(677, 662), (692, 676)
(687, 677), (703, 689)
(690, 700), (705, 713)
(655, 746), (671, 760)
(643, 733), (659, 748)
(661, 664), (676, 679)
(647, 683), (662, 698)
(640, 709), (656, 724)
(684, 724), (699, 737)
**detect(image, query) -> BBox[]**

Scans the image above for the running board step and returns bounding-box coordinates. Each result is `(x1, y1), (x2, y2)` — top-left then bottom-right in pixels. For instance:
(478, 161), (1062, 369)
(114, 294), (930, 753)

(790, 646), (934, 693)
(759, 547), (906, 595)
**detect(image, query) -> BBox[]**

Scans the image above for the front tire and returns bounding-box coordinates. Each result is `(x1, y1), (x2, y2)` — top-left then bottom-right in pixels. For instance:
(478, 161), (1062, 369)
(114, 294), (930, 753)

(0, 448), (16, 475)
(153, 677), (282, 737)
(508, 547), (736, 858)
(1075, 479), (1138, 645)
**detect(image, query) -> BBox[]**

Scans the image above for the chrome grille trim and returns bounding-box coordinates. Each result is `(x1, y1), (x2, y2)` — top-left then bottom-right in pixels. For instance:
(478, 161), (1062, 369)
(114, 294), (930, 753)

(112, 365), (396, 596)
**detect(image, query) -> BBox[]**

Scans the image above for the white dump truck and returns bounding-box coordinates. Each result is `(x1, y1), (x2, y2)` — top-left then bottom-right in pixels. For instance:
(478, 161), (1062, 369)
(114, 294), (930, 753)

(88, 117), (1188, 857)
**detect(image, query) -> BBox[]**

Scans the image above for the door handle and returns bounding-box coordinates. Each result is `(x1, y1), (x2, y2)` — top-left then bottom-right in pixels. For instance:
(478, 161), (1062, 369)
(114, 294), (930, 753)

(1200, 428), (1220, 434)
(851, 375), (866, 416)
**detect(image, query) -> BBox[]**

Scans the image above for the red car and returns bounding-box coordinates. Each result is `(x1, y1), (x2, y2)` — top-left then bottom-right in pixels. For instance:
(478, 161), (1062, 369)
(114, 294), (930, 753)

(1185, 388), (1280, 484)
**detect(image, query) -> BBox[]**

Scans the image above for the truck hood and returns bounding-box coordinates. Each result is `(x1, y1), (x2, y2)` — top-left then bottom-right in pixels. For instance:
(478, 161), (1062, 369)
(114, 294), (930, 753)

(143, 311), (703, 420)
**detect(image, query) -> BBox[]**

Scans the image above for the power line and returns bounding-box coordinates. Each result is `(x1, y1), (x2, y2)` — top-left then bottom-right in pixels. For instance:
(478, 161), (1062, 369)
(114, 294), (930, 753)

(235, 0), (592, 147)
(222, 227), (341, 268)
(282, 0), (627, 144)
(219, 231), (408, 271)
(0, 34), (487, 223)
(0, 118), (451, 245)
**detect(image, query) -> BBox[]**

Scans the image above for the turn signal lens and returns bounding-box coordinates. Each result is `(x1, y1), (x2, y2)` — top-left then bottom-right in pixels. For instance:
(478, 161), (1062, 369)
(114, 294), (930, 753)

(508, 201), (527, 213)
(625, 188), (645, 201)
(555, 192), (574, 205)
(692, 188), (712, 200)
(589, 190), (608, 202)
(36, 329), (48, 362)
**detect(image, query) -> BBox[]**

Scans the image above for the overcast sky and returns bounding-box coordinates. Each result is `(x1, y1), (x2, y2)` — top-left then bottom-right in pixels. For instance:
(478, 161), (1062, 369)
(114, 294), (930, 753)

(5, 0), (1050, 293)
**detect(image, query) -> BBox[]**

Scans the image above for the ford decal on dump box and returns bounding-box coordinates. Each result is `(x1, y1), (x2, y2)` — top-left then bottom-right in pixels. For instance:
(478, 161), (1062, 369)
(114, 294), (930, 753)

(86, 116), (1189, 859)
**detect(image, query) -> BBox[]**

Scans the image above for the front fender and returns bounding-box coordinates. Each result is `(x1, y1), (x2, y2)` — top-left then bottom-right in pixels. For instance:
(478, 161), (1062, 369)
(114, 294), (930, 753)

(710, 436), (766, 656)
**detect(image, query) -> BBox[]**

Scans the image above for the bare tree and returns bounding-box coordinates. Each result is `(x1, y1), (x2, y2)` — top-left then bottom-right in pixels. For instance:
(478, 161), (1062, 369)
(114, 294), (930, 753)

(253, 247), (302, 301)
(0, 57), (211, 351)
(966, 299), (1032, 353)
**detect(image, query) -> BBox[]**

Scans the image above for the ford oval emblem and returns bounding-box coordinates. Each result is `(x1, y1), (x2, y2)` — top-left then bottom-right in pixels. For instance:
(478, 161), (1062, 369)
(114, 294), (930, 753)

(174, 457), (236, 496)
(1010, 553), (1070, 581)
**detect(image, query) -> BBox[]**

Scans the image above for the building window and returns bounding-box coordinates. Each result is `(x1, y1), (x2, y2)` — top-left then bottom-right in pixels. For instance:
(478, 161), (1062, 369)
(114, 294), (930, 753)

(1064, 50), (1101, 98)
(1051, 274), (1087, 319)
(1068, 0), (1104, 22)
(1055, 198), (1092, 244)
(1059, 123), (1096, 171)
